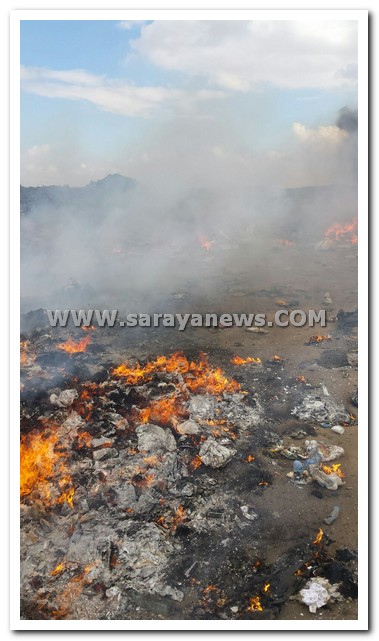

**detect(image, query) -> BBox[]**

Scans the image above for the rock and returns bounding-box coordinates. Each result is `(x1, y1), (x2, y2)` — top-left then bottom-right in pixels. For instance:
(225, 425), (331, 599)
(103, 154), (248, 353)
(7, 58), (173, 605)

(199, 437), (236, 468)
(324, 505), (340, 525)
(297, 577), (343, 613)
(93, 448), (118, 462)
(50, 389), (78, 407)
(176, 420), (200, 435)
(136, 424), (177, 453)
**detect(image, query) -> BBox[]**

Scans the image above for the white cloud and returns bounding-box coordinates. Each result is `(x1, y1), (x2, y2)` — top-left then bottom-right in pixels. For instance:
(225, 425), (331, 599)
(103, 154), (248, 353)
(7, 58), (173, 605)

(119, 20), (147, 31)
(131, 20), (357, 91)
(21, 65), (224, 117)
(293, 122), (348, 145)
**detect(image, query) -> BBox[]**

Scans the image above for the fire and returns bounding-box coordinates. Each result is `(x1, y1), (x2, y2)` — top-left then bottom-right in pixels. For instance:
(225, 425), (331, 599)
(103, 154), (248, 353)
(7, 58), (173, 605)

(57, 336), (91, 353)
(52, 561), (99, 618)
(113, 352), (240, 395)
(322, 463), (345, 478)
(306, 335), (332, 345)
(199, 236), (214, 251)
(143, 455), (160, 467)
(190, 455), (203, 470)
(81, 325), (96, 332)
(156, 505), (188, 531)
(247, 596), (263, 612)
(324, 217), (358, 245)
(231, 356), (261, 366)
(312, 528), (324, 545)
(275, 238), (295, 248)
(51, 561), (66, 576)
(20, 340), (35, 366)
(246, 454), (255, 462)
(77, 431), (92, 448)
(131, 473), (155, 488)
(262, 583), (270, 594)
(296, 375), (306, 383)
(203, 585), (218, 595)
(20, 432), (74, 508)
(137, 394), (187, 426)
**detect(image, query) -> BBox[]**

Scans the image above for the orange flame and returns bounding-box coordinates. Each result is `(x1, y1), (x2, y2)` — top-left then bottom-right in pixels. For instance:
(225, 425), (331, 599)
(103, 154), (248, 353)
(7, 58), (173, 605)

(275, 238), (295, 248)
(246, 454), (255, 463)
(52, 561), (99, 618)
(81, 325), (96, 332)
(57, 336), (91, 353)
(156, 505), (188, 531)
(247, 595), (263, 612)
(322, 463), (345, 478)
(231, 356), (262, 366)
(113, 352), (240, 395)
(137, 394), (186, 426)
(199, 236), (214, 251)
(190, 455), (203, 470)
(51, 561), (66, 577)
(306, 335), (332, 345)
(324, 217), (358, 245)
(262, 583), (270, 594)
(20, 340), (36, 366)
(312, 528), (324, 545)
(20, 432), (74, 507)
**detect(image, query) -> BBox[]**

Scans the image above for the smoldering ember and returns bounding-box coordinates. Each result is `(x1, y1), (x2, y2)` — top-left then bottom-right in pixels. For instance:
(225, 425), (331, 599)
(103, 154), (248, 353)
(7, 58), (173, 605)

(20, 176), (359, 621)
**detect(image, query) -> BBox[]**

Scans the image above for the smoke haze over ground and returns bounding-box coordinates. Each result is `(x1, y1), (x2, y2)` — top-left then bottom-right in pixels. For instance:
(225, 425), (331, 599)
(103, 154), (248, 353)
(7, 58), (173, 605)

(20, 21), (358, 313)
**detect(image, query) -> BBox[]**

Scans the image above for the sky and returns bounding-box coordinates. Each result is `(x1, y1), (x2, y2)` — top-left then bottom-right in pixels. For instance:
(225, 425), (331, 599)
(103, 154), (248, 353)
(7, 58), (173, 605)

(20, 19), (358, 187)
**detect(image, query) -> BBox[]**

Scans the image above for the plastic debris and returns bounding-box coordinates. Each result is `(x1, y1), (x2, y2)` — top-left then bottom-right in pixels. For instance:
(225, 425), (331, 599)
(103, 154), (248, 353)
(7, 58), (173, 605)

(296, 577), (343, 613)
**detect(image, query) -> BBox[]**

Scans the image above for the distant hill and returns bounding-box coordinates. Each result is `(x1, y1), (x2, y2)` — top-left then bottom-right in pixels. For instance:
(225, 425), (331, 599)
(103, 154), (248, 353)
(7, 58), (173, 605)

(20, 174), (136, 215)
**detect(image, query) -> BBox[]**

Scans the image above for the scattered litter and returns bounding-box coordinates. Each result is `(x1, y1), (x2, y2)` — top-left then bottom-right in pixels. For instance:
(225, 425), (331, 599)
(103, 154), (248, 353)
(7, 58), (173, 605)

(324, 505), (340, 525)
(295, 577), (343, 613)
(331, 425), (345, 435)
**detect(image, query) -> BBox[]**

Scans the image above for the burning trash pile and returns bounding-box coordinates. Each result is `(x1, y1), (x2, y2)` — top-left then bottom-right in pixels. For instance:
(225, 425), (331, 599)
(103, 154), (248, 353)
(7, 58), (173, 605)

(20, 334), (357, 620)
(316, 217), (358, 250)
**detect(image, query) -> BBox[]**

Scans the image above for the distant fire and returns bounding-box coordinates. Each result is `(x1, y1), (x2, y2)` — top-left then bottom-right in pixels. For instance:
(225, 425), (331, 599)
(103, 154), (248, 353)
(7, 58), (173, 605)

(199, 236), (214, 251)
(275, 239), (295, 248)
(20, 431), (74, 508)
(81, 325), (96, 332)
(296, 375), (306, 383)
(231, 356), (262, 366)
(322, 463), (345, 478)
(324, 217), (358, 246)
(246, 454), (255, 463)
(247, 595), (263, 612)
(57, 336), (91, 353)
(312, 528), (324, 545)
(262, 582), (270, 594)
(20, 340), (36, 366)
(305, 335), (331, 345)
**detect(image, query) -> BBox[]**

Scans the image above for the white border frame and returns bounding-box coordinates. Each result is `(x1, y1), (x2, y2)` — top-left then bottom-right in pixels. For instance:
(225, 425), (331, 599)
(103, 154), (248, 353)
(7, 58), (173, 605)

(10, 8), (368, 631)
